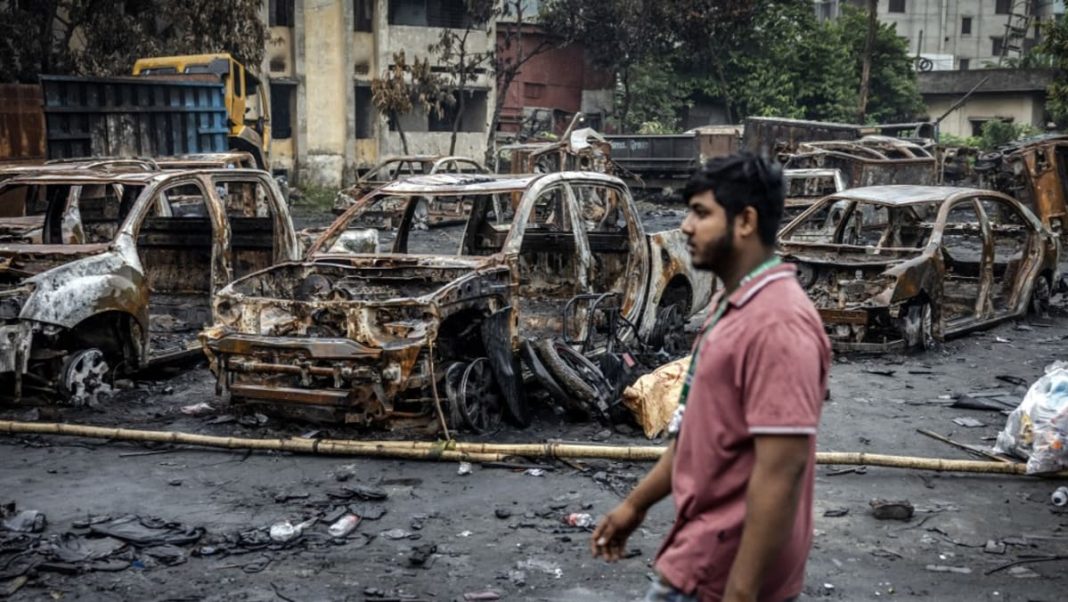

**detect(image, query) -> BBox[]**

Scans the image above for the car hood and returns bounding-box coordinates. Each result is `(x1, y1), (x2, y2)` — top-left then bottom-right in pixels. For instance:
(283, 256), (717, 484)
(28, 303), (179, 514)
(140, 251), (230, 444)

(0, 244), (111, 291)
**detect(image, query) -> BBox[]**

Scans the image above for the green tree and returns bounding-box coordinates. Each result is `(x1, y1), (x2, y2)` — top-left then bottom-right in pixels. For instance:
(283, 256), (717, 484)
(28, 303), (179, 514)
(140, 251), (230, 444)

(978, 119), (1039, 151)
(830, 5), (923, 123)
(0, 0), (267, 83)
(1037, 16), (1068, 127)
(371, 51), (449, 155)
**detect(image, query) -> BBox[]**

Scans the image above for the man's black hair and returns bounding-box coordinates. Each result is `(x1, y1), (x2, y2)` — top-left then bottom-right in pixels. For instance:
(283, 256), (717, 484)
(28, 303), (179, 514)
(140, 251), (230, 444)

(681, 152), (785, 246)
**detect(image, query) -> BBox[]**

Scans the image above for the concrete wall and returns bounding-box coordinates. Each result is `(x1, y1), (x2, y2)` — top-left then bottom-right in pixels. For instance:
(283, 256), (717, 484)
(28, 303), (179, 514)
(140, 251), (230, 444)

(926, 92), (1046, 136)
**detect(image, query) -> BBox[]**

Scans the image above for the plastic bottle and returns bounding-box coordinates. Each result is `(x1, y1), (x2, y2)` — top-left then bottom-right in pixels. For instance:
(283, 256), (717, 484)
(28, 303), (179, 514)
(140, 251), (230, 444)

(328, 514), (361, 538)
(269, 517), (316, 542)
(1052, 486), (1068, 507)
(564, 513), (594, 528)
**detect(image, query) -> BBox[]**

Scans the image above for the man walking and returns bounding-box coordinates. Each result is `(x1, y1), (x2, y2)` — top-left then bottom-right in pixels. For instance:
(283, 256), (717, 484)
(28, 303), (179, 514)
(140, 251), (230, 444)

(591, 154), (831, 602)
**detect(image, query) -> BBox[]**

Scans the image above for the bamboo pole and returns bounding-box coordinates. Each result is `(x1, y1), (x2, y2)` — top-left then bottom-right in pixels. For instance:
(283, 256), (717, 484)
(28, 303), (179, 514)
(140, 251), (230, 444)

(2, 420), (1067, 478)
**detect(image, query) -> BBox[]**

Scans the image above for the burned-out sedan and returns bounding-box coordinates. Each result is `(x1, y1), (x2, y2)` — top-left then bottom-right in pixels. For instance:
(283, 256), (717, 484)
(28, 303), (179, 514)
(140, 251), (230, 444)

(201, 172), (712, 430)
(0, 169), (298, 404)
(779, 185), (1059, 352)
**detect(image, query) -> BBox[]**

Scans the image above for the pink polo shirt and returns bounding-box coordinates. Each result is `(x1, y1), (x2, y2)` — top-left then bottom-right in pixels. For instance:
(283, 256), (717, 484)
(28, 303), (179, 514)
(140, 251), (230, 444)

(655, 263), (830, 602)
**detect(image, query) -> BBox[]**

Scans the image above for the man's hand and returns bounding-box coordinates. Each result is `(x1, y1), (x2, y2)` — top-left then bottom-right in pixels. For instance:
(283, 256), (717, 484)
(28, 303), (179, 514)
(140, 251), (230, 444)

(590, 500), (646, 562)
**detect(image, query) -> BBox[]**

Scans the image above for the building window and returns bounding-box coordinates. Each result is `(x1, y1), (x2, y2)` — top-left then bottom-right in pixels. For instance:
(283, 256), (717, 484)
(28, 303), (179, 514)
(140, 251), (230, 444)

(388, 0), (473, 28)
(888, 0), (906, 13)
(995, 0), (1012, 14)
(961, 16), (972, 35)
(959, 58), (970, 70)
(992, 36), (1004, 56)
(269, 0), (295, 27)
(270, 82), (295, 140)
(355, 85), (374, 139)
(354, 0), (374, 32)
(523, 82), (545, 100)
(429, 90), (488, 132)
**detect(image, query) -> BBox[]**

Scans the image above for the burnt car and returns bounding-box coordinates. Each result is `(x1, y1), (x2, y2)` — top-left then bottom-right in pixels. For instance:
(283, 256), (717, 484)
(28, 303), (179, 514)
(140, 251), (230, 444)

(782, 168), (846, 223)
(154, 152), (257, 170)
(0, 169), (298, 404)
(332, 155), (487, 215)
(779, 185), (1058, 352)
(201, 172), (712, 430)
(975, 134), (1068, 237)
(785, 136), (938, 190)
(0, 158), (160, 186)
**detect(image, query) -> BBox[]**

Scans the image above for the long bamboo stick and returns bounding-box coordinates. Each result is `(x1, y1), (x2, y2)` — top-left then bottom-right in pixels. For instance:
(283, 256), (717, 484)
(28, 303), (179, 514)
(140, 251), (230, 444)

(2, 420), (1066, 478)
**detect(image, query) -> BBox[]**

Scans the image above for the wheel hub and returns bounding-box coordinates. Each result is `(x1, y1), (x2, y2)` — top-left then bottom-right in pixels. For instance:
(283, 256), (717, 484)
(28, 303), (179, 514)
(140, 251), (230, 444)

(60, 349), (112, 407)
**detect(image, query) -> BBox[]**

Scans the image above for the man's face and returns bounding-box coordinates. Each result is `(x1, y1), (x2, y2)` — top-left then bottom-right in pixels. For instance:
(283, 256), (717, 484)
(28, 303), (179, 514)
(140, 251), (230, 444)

(681, 189), (735, 273)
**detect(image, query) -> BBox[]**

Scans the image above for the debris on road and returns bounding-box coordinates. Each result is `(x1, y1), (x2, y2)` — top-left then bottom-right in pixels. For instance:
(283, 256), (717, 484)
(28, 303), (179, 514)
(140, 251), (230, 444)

(327, 514), (360, 538)
(952, 417), (985, 428)
(1, 504), (46, 533)
(621, 356), (689, 438)
(563, 513), (594, 528)
(1052, 486), (1068, 507)
(457, 462), (472, 476)
(995, 362), (1068, 474)
(268, 518), (315, 543)
(180, 403), (215, 416)
(869, 499), (914, 521)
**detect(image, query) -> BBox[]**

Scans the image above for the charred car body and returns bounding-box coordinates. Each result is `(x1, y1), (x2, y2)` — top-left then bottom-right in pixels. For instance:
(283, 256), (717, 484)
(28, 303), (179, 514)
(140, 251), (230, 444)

(202, 172), (712, 430)
(0, 169), (298, 404)
(779, 185), (1058, 352)
(332, 156), (487, 216)
(976, 134), (1068, 237)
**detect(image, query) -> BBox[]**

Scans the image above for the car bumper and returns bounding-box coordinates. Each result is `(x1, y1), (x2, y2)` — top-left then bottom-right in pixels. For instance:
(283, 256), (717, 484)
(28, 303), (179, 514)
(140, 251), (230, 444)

(818, 308), (905, 353)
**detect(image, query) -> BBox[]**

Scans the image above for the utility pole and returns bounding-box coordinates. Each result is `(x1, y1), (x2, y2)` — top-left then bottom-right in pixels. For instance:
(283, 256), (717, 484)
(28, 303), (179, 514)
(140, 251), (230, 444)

(858, 0), (879, 122)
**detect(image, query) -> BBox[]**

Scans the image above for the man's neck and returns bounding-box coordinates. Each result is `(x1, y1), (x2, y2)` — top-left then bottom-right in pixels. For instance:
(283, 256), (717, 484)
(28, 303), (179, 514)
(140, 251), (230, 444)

(720, 248), (776, 295)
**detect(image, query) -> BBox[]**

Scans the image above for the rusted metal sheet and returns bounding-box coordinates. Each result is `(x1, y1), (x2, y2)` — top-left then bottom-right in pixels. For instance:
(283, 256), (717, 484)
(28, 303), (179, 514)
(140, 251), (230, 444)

(977, 135), (1068, 237)
(201, 172), (712, 430)
(778, 185), (1058, 352)
(0, 168), (298, 405)
(0, 84), (46, 164)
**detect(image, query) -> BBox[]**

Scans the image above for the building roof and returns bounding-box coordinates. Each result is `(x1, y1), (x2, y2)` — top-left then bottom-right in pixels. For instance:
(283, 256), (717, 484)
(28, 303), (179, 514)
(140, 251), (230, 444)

(917, 68), (1055, 95)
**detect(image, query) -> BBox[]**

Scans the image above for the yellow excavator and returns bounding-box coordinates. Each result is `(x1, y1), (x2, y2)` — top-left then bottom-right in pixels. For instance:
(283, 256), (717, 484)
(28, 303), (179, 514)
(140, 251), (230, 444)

(132, 53), (271, 170)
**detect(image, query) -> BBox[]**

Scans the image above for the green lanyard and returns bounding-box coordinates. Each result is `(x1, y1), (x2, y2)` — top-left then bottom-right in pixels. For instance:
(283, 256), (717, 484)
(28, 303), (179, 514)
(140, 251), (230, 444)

(676, 256), (782, 408)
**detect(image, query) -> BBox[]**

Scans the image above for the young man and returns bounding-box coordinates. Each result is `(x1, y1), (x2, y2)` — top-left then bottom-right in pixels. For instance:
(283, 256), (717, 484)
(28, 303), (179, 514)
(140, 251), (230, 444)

(591, 154), (831, 602)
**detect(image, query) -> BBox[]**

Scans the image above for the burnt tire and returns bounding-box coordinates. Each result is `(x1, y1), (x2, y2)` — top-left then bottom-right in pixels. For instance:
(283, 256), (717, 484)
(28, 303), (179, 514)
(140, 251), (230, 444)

(520, 340), (572, 414)
(534, 338), (613, 423)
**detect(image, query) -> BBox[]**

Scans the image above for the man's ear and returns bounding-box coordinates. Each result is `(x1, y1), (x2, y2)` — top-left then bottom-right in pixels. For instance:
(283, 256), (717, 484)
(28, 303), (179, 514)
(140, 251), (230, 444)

(735, 206), (759, 239)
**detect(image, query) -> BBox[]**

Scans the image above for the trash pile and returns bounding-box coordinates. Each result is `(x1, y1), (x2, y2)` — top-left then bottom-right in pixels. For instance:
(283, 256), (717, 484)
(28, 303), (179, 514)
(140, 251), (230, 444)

(995, 362), (1068, 474)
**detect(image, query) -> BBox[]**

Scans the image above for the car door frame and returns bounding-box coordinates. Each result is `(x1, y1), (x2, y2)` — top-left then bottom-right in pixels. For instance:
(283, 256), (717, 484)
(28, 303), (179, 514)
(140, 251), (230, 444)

(935, 194), (994, 333)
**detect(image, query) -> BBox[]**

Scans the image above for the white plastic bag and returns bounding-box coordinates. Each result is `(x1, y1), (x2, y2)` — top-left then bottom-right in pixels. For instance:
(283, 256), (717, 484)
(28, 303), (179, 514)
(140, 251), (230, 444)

(994, 362), (1068, 474)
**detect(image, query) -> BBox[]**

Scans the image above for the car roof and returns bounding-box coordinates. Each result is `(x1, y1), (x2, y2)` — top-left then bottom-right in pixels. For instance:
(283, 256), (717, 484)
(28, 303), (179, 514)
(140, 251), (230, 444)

(1, 168), (270, 186)
(828, 185), (986, 206)
(377, 171), (622, 194)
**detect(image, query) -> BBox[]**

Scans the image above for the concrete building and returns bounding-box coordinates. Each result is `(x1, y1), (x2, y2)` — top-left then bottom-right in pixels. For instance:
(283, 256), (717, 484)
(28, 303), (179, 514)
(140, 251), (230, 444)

(918, 67), (1054, 136)
(816, 0), (1064, 70)
(262, 0), (496, 188)
(494, 22), (614, 137)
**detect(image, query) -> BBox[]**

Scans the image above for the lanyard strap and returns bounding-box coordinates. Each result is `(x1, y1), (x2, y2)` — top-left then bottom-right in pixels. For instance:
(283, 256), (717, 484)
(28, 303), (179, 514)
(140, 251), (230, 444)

(676, 256), (782, 408)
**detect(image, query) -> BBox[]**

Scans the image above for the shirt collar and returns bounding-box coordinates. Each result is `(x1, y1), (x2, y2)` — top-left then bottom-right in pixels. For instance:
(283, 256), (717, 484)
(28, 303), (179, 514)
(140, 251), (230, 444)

(726, 263), (797, 308)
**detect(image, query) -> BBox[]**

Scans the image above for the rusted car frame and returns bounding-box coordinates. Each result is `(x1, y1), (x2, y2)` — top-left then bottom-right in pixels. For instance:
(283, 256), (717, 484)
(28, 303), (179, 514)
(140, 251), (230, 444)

(782, 168), (846, 223)
(976, 134), (1068, 237)
(332, 155), (488, 215)
(154, 152), (257, 170)
(0, 158), (160, 185)
(785, 136), (938, 191)
(0, 168), (298, 404)
(201, 172), (711, 429)
(779, 185), (1058, 352)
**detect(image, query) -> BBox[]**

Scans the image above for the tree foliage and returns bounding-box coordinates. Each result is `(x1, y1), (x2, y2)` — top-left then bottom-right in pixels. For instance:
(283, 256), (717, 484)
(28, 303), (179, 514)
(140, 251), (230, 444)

(1037, 16), (1068, 127)
(830, 5), (923, 123)
(371, 51), (449, 154)
(0, 0), (267, 83)
(543, 0), (922, 132)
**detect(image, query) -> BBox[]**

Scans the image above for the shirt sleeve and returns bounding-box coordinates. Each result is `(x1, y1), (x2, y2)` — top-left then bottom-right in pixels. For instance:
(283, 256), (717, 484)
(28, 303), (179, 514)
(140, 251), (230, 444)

(742, 321), (826, 435)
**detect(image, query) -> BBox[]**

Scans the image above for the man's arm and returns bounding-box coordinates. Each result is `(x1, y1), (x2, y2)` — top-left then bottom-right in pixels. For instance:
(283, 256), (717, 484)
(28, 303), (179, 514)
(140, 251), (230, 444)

(590, 440), (675, 562)
(722, 435), (810, 602)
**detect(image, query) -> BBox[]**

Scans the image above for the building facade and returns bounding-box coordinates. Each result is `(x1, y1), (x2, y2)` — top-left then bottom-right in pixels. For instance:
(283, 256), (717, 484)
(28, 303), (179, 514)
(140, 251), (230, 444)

(817, 0), (1064, 70)
(918, 68), (1053, 136)
(263, 0), (496, 188)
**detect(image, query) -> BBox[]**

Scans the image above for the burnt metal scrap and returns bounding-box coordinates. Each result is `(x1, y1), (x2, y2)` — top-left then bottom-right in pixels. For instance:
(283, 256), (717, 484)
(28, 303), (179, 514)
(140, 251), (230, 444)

(0, 168), (298, 405)
(975, 134), (1068, 237)
(785, 136), (939, 190)
(778, 185), (1058, 352)
(201, 172), (712, 430)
